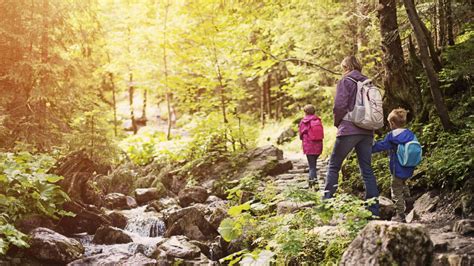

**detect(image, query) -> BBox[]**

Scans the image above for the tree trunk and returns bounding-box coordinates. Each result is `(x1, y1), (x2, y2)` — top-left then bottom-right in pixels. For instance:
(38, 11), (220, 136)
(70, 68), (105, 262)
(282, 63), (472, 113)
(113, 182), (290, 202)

(162, 0), (172, 140)
(141, 89), (147, 119)
(403, 0), (453, 130)
(260, 84), (265, 127)
(356, 0), (370, 56)
(108, 72), (118, 136)
(265, 75), (272, 119)
(378, 0), (421, 116)
(419, 16), (443, 71)
(437, 0), (446, 47)
(445, 0), (455, 45)
(128, 72), (137, 134)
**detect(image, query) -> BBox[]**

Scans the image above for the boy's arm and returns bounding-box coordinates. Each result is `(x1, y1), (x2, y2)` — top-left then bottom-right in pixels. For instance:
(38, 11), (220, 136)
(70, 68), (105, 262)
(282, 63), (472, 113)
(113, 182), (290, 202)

(372, 134), (393, 153)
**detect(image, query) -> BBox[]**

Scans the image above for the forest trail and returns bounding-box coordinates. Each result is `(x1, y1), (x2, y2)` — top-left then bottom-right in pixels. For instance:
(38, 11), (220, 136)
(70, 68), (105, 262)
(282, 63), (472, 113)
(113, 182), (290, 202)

(266, 152), (329, 193)
(271, 151), (474, 264)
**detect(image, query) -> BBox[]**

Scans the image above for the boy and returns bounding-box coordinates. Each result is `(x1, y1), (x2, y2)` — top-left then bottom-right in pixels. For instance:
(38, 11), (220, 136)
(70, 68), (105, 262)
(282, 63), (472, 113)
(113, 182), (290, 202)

(299, 104), (324, 188)
(372, 108), (417, 222)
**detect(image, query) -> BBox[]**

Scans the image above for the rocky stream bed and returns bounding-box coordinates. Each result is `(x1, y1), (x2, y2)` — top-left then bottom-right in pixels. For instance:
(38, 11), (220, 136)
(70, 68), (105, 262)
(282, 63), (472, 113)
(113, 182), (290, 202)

(0, 146), (472, 265)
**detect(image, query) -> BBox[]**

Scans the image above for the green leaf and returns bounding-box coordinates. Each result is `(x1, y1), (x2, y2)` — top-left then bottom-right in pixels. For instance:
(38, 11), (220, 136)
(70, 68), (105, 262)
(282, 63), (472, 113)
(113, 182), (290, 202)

(218, 218), (242, 242)
(45, 175), (63, 183)
(228, 201), (251, 217)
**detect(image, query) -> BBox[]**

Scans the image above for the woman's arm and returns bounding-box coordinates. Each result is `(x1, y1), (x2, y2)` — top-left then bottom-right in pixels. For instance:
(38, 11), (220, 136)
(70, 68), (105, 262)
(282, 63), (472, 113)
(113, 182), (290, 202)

(333, 78), (355, 127)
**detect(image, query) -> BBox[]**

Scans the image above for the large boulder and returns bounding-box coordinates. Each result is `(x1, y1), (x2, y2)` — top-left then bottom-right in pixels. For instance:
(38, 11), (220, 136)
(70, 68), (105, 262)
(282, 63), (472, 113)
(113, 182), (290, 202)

(379, 196), (396, 220)
(15, 214), (56, 234)
(276, 126), (297, 145)
(135, 187), (165, 205)
(92, 225), (132, 245)
(209, 207), (228, 230)
(241, 146), (293, 177)
(68, 252), (156, 266)
(27, 227), (84, 264)
(340, 221), (433, 266)
(57, 201), (112, 235)
(407, 191), (439, 223)
(107, 211), (128, 229)
(453, 219), (474, 236)
(158, 236), (201, 260)
(104, 193), (136, 210)
(178, 186), (209, 207)
(50, 150), (109, 205)
(164, 206), (217, 241)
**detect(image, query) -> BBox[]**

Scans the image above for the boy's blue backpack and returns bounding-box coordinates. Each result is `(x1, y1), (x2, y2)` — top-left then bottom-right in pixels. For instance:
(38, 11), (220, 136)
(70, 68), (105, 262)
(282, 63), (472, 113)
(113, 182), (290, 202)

(397, 136), (422, 167)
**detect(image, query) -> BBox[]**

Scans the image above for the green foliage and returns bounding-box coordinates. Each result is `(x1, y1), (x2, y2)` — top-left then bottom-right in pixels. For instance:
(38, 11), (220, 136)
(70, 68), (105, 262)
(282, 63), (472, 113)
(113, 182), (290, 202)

(218, 182), (373, 265)
(0, 152), (72, 255)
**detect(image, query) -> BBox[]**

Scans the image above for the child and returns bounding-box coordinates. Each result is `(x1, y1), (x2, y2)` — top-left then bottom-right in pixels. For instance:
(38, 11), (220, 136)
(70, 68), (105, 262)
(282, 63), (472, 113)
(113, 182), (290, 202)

(372, 108), (418, 222)
(299, 104), (324, 188)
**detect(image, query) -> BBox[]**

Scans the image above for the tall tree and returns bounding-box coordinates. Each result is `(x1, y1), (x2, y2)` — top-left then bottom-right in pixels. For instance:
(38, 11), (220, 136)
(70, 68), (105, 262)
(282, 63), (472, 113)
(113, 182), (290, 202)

(378, 0), (421, 116)
(445, 0), (455, 45)
(162, 0), (172, 140)
(402, 0), (453, 130)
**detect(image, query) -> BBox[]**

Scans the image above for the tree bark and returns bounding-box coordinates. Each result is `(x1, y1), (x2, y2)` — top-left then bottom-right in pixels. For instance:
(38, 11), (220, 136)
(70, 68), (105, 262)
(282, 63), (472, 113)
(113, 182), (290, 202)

(108, 72), (118, 136)
(141, 89), (147, 120)
(378, 0), (421, 116)
(162, 0), (172, 140)
(129, 72), (137, 134)
(445, 0), (455, 45)
(419, 17), (443, 71)
(403, 0), (453, 130)
(437, 0), (446, 47)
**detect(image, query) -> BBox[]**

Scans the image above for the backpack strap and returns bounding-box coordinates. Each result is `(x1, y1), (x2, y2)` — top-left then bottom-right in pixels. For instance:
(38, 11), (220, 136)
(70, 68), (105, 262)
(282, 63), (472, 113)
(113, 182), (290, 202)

(345, 77), (357, 83)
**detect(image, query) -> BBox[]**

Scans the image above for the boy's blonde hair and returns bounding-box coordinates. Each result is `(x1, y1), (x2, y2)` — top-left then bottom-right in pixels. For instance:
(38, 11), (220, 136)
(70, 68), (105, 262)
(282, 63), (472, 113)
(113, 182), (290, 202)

(303, 104), (316, 115)
(388, 108), (408, 128)
(341, 55), (362, 72)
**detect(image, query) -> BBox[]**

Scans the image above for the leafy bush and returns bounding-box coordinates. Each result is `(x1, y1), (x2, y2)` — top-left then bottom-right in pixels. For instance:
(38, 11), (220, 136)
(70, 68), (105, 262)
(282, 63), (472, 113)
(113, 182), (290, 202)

(218, 183), (373, 265)
(0, 152), (72, 255)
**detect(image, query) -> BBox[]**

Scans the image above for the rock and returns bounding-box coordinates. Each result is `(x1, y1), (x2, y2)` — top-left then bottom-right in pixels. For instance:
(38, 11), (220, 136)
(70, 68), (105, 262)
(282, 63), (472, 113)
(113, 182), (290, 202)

(276, 201), (314, 215)
(267, 159), (293, 176)
(135, 187), (165, 205)
(96, 163), (137, 195)
(164, 206), (217, 241)
(453, 219), (474, 236)
(107, 211), (127, 229)
(104, 193), (132, 210)
(340, 221), (433, 266)
(145, 200), (166, 212)
(245, 145), (284, 160)
(50, 150), (109, 204)
(58, 201), (112, 235)
(433, 253), (473, 266)
(407, 191), (439, 223)
(276, 126), (297, 145)
(158, 236), (201, 259)
(68, 252), (157, 266)
(27, 227), (84, 264)
(135, 175), (156, 188)
(178, 186), (209, 207)
(15, 214), (56, 234)
(379, 196), (395, 220)
(92, 225), (132, 244)
(126, 196), (138, 208)
(209, 207), (228, 230)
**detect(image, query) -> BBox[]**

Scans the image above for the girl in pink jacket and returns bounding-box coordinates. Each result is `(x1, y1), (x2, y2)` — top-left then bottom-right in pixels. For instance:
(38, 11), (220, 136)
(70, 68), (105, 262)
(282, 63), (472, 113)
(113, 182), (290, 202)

(298, 104), (324, 188)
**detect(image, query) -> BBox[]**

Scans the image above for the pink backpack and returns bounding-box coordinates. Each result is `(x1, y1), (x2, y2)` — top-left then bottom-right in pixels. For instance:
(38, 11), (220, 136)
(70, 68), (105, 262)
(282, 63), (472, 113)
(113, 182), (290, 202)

(300, 116), (324, 141)
(308, 118), (324, 141)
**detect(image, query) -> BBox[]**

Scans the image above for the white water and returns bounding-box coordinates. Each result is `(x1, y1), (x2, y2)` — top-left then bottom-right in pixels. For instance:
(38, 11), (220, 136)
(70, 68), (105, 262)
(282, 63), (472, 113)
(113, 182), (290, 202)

(75, 206), (167, 257)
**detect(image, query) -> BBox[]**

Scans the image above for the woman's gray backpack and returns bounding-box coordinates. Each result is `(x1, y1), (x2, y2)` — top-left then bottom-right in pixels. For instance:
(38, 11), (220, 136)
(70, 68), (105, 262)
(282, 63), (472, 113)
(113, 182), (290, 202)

(343, 77), (384, 130)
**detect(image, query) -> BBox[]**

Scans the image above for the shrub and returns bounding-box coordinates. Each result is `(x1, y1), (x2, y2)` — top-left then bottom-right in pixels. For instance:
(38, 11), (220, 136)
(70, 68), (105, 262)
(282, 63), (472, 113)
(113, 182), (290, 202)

(0, 152), (72, 255)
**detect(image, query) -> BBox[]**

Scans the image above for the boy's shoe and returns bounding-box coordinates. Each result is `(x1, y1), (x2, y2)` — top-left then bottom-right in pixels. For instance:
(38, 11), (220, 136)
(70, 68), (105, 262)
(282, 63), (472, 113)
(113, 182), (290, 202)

(391, 214), (406, 223)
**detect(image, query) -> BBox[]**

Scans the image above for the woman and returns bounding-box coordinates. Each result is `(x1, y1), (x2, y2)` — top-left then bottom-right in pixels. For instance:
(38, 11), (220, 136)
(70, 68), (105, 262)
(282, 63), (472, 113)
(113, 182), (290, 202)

(323, 55), (380, 217)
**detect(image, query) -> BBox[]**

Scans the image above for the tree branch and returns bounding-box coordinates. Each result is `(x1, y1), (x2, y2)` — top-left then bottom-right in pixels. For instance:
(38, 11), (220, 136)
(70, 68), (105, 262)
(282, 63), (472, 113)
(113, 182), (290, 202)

(244, 48), (341, 75)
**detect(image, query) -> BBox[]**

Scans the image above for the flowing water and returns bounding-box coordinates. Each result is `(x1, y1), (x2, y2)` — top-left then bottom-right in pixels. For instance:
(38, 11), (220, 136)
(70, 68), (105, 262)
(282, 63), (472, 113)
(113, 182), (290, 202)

(75, 206), (166, 258)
